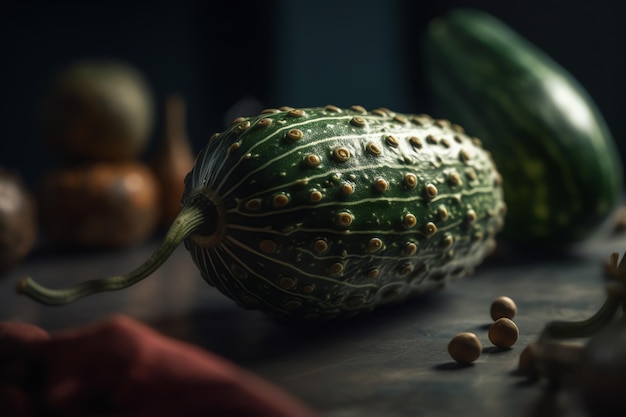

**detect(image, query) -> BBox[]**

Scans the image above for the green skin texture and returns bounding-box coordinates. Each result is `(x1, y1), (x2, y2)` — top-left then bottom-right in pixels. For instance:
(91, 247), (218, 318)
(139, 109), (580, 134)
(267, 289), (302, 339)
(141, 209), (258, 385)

(423, 9), (623, 245)
(182, 106), (505, 319)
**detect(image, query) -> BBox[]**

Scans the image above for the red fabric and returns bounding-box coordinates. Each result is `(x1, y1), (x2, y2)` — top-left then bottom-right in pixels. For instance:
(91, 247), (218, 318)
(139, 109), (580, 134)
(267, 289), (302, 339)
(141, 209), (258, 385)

(0, 315), (318, 417)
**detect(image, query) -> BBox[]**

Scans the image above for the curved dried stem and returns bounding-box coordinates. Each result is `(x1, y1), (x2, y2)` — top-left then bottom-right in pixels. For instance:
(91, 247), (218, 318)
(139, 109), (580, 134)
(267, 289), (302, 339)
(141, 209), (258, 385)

(16, 199), (208, 306)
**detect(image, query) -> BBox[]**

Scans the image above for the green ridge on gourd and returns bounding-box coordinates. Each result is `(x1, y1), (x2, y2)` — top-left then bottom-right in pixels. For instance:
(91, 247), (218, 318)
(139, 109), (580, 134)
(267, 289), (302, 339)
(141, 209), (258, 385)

(18, 105), (506, 320)
(423, 9), (623, 245)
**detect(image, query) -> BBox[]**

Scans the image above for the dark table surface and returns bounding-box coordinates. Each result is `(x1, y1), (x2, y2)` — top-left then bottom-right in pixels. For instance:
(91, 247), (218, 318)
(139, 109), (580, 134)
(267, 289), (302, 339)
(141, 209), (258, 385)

(2, 226), (624, 417)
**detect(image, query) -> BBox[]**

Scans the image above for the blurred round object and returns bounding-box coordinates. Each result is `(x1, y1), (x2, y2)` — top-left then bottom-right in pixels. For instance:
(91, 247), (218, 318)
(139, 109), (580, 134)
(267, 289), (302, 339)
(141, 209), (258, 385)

(43, 59), (154, 161)
(39, 162), (160, 248)
(0, 168), (37, 274)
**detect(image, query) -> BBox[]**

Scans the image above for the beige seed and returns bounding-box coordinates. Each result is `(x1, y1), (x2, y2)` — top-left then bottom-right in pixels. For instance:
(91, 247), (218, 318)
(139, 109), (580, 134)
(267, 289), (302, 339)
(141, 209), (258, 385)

(437, 205), (449, 220)
(329, 262), (344, 275)
(404, 242), (418, 256)
(285, 128), (303, 141)
(304, 154), (322, 167)
(447, 172), (462, 186)
(287, 109), (305, 117)
(278, 105), (294, 111)
(260, 108), (280, 114)
(209, 132), (220, 141)
(374, 178), (388, 192)
(234, 121), (250, 134)
(408, 136), (423, 149)
(426, 134), (438, 145)
(459, 149), (471, 162)
(324, 104), (342, 113)
(228, 142), (240, 154)
(333, 147), (351, 162)
(403, 213), (417, 228)
(441, 234), (454, 248)
(313, 239), (329, 254)
(425, 183), (438, 199)
(336, 212), (354, 228)
(350, 105), (367, 114)
(272, 193), (290, 207)
(489, 318), (519, 348)
(424, 222), (437, 237)
(366, 142), (382, 156)
(350, 116), (367, 127)
(309, 190), (323, 202)
(393, 115), (409, 124)
(385, 135), (399, 147)
(256, 118), (272, 128)
(490, 296), (518, 320)
(448, 332), (482, 364)
(367, 238), (383, 252)
(403, 173), (418, 189)
(466, 209), (478, 223)
(340, 182), (354, 195)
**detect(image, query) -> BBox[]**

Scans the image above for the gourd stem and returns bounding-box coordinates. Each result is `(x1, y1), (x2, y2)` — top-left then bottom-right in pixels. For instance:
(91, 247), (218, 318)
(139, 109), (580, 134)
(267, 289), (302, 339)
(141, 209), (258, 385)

(539, 294), (621, 341)
(16, 200), (208, 306)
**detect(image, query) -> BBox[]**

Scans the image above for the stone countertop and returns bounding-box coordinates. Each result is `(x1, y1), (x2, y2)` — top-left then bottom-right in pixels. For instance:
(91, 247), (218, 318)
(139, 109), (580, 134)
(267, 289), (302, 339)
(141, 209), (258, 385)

(2, 230), (623, 417)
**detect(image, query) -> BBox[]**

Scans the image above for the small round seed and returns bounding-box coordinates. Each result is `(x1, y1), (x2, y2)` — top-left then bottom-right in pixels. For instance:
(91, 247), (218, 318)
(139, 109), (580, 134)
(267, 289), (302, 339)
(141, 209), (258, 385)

(438, 205), (449, 221)
(278, 105), (294, 111)
(404, 242), (418, 256)
(426, 134), (438, 145)
(228, 142), (241, 154)
(488, 318), (519, 348)
(324, 104), (342, 113)
(448, 332), (482, 364)
(366, 142), (382, 156)
(490, 296), (518, 320)
(285, 128), (303, 141)
(424, 222), (438, 237)
(256, 118), (272, 128)
(403, 173), (418, 189)
(459, 149), (472, 162)
(447, 172), (462, 186)
(309, 190), (323, 202)
(336, 212), (354, 228)
(425, 183), (438, 199)
(350, 116), (367, 127)
(393, 115), (409, 124)
(235, 120), (251, 133)
(304, 154), (322, 167)
(333, 147), (351, 162)
(272, 193), (290, 207)
(329, 262), (344, 275)
(374, 178), (388, 192)
(367, 238), (383, 252)
(260, 108), (281, 114)
(440, 234), (454, 248)
(350, 105), (367, 114)
(466, 209), (478, 223)
(340, 182), (354, 195)
(403, 213), (417, 228)
(385, 135), (399, 147)
(287, 109), (305, 117)
(231, 116), (247, 125)
(209, 132), (220, 141)
(313, 239), (329, 254)
(408, 136), (423, 149)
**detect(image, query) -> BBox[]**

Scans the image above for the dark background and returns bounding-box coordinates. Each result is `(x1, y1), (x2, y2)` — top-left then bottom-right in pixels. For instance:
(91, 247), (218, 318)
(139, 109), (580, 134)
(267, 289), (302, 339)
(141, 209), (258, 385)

(1, 0), (625, 190)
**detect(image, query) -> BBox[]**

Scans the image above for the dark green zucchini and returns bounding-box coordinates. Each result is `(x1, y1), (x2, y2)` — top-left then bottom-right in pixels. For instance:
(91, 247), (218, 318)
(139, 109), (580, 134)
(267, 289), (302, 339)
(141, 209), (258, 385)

(423, 9), (623, 245)
(18, 106), (505, 319)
